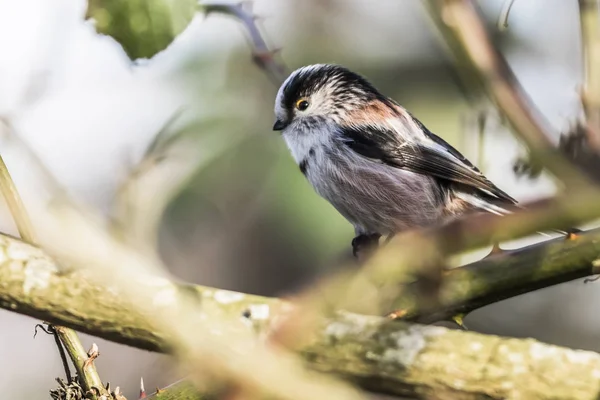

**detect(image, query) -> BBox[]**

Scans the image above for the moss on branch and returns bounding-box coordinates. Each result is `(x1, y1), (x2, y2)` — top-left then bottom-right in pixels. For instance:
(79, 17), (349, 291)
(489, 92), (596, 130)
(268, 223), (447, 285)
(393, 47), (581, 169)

(390, 229), (600, 322)
(1, 231), (600, 398)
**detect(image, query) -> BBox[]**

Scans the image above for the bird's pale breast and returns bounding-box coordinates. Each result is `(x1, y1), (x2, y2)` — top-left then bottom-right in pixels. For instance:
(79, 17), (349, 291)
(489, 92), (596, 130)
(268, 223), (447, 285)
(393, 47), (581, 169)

(304, 141), (446, 235)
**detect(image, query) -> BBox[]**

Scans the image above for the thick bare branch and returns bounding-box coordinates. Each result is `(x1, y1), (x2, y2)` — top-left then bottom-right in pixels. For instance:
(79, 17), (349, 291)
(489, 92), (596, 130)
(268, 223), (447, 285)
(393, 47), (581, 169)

(1, 231), (600, 398)
(149, 314), (600, 400)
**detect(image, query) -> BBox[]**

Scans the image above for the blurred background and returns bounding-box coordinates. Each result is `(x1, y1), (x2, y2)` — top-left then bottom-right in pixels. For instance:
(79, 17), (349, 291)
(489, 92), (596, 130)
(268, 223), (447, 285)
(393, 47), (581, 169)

(0, 0), (592, 398)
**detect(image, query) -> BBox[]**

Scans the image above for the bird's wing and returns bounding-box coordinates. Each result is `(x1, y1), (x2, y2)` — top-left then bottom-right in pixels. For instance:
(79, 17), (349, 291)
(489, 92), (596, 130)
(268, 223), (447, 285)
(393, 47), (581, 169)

(339, 120), (517, 204)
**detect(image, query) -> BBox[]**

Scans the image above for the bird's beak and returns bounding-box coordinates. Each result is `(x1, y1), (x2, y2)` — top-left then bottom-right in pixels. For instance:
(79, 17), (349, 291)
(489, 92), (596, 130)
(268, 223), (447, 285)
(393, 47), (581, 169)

(273, 119), (287, 131)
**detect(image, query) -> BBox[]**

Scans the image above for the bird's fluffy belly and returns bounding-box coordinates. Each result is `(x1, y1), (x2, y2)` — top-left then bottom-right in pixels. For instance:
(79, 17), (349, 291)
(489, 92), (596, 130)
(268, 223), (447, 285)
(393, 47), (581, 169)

(306, 151), (445, 235)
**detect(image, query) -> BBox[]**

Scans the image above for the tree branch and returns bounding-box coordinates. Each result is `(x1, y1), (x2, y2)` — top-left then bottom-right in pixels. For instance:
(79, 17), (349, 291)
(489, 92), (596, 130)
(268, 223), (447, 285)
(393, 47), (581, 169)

(1, 230), (600, 398)
(201, 1), (288, 84)
(53, 328), (104, 395)
(390, 228), (600, 322)
(579, 0), (600, 152)
(149, 313), (600, 399)
(424, 0), (592, 187)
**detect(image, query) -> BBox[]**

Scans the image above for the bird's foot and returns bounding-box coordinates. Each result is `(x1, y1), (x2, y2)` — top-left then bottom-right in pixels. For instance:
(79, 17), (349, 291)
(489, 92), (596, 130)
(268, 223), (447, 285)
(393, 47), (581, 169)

(352, 233), (381, 261)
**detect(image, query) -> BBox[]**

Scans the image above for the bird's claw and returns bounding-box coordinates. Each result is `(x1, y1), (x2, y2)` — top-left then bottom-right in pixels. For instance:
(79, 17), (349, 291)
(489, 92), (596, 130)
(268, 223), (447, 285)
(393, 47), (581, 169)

(351, 233), (381, 260)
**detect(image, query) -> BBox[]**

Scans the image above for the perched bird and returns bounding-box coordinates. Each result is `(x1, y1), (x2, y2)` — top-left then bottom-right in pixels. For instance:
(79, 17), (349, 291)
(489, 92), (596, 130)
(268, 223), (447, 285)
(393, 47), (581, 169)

(273, 64), (517, 257)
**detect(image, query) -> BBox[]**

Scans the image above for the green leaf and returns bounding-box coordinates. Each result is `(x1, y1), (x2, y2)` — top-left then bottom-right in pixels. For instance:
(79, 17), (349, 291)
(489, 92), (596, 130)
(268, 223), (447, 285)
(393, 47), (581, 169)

(86, 0), (198, 60)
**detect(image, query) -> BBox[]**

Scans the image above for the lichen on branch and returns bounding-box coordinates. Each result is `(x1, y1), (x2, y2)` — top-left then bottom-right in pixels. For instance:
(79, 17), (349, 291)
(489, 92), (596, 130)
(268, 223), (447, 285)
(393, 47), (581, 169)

(1, 232), (600, 398)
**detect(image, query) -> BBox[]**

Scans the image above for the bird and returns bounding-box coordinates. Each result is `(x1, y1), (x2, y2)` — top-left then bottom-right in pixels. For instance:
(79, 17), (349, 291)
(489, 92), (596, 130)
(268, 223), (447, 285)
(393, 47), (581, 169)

(272, 64), (519, 258)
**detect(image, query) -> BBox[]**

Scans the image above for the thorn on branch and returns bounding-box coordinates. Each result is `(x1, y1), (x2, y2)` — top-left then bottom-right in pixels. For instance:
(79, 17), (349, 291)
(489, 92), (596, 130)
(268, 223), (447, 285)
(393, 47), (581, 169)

(484, 242), (505, 258)
(139, 377), (146, 399)
(498, 0), (517, 31)
(83, 343), (100, 369)
(113, 386), (127, 400)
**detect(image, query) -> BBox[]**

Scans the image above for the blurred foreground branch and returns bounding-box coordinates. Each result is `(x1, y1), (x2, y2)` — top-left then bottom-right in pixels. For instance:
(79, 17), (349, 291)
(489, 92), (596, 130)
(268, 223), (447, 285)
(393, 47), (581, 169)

(425, 0), (592, 187)
(151, 315), (600, 400)
(1, 230), (600, 398)
(579, 0), (600, 151)
(515, 1), (600, 182)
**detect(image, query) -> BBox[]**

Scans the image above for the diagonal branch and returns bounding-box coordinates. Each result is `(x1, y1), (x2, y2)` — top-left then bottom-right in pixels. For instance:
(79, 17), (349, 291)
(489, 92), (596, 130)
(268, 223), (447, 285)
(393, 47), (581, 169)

(424, 0), (592, 188)
(390, 227), (600, 322)
(201, 1), (288, 84)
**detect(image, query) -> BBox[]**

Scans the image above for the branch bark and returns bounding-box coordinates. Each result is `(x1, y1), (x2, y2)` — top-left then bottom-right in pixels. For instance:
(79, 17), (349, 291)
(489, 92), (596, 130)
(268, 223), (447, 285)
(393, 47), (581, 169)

(1, 230), (600, 398)
(390, 228), (600, 322)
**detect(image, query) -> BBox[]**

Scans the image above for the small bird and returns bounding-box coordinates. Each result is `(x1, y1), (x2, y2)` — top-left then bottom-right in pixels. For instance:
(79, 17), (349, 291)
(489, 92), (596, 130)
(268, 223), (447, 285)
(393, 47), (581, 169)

(273, 64), (518, 257)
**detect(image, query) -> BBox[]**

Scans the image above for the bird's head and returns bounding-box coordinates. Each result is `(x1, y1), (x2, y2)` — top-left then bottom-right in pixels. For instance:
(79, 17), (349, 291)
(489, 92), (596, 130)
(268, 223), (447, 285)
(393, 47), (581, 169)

(273, 64), (388, 132)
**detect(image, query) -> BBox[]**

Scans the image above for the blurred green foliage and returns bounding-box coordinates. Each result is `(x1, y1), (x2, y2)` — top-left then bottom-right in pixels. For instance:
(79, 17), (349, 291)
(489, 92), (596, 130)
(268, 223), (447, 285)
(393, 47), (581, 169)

(86, 0), (197, 59)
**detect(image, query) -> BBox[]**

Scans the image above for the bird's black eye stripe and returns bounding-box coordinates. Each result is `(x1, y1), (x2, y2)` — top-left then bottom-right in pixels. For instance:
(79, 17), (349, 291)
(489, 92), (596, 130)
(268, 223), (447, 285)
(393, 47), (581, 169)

(282, 65), (386, 112)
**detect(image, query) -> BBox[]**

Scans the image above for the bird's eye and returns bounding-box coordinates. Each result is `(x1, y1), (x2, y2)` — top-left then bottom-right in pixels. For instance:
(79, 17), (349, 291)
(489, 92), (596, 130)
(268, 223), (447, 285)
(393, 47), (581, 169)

(296, 99), (310, 111)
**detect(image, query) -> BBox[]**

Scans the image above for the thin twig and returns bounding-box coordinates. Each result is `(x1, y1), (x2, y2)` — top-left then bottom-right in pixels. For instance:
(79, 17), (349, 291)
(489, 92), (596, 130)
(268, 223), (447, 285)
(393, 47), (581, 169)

(498, 0), (517, 31)
(52, 330), (73, 384)
(201, 1), (288, 84)
(34, 324), (73, 383)
(0, 122), (108, 398)
(0, 155), (36, 242)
